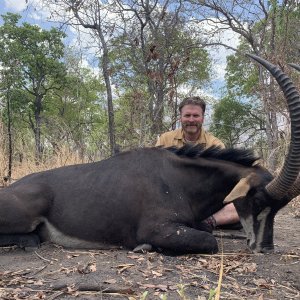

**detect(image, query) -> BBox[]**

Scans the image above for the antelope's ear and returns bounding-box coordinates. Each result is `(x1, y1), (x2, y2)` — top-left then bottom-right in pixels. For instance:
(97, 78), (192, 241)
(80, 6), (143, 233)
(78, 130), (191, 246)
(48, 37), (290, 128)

(223, 173), (257, 204)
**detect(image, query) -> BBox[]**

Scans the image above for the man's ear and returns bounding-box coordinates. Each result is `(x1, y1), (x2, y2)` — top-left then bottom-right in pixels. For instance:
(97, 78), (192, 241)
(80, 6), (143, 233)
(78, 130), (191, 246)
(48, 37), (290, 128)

(223, 173), (257, 204)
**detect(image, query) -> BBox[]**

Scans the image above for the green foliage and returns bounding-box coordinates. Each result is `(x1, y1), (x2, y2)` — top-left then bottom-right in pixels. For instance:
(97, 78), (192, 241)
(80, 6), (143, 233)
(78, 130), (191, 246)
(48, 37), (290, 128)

(140, 291), (149, 299)
(1, 1), (298, 161)
(225, 44), (259, 97)
(252, 1), (300, 61)
(208, 288), (217, 300)
(176, 283), (188, 299)
(0, 13), (68, 161)
(222, 1), (300, 156)
(0, 14), (109, 163)
(0, 13), (67, 93)
(43, 50), (108, 159)
(210, 95), (263, 148)
(109, 7), (211, 137)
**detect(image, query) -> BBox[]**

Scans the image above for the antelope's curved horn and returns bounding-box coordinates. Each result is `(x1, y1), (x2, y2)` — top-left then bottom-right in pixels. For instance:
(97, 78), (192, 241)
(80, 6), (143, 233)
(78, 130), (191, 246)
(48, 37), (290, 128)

(247, 54), (300, 200)
(284, 174), (300, 203)
(289, 63), (300, 72)
(284, 63), (300, 202)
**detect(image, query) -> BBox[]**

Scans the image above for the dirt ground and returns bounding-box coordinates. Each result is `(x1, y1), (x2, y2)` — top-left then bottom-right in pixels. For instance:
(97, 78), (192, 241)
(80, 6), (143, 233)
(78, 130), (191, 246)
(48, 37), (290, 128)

(0, 202), (299, 300)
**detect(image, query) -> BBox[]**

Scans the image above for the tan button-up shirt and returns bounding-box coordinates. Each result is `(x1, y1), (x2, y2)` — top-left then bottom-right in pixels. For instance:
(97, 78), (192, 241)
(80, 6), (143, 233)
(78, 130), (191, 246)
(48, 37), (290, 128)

(155, 128), (225, 149)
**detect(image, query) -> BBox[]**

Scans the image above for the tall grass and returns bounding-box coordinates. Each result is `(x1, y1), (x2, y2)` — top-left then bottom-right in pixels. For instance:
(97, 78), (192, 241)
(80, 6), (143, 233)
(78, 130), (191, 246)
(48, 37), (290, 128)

(0, 124), (89, 186)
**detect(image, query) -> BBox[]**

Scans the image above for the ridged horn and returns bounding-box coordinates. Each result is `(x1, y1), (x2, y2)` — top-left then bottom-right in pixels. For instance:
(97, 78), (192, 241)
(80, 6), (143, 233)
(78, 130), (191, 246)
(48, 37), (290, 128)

(247, 54), (300, 200)
(284, 63), (300, 202)
(284, 175), (300, 202)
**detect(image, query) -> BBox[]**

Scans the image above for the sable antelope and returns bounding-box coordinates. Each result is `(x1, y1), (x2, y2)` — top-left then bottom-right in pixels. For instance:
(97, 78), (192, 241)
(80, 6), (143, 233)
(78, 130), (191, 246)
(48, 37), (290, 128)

(0, 55), (299, 254)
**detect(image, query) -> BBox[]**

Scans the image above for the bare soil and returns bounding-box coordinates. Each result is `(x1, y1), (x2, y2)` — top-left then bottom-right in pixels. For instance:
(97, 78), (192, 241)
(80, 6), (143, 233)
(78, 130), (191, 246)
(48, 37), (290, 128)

(0, 203), (299, 300)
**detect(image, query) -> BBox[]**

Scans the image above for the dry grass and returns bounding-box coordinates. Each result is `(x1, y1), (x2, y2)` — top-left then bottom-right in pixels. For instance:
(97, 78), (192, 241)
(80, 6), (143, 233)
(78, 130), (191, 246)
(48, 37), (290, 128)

(0, 145), (88, 186)
(0, 118), (91, 185)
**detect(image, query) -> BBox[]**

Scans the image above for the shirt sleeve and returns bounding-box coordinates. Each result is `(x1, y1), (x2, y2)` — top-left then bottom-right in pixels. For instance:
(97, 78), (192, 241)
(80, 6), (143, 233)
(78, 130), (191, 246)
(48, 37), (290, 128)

(212, 137), (225, 149)
(205, 132), (226, 149)
(155, 135), (164, 147)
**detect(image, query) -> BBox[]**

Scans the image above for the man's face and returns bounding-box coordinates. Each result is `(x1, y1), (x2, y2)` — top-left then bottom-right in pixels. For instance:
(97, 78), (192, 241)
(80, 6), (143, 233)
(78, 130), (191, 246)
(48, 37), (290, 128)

(180, 104), (204, 135)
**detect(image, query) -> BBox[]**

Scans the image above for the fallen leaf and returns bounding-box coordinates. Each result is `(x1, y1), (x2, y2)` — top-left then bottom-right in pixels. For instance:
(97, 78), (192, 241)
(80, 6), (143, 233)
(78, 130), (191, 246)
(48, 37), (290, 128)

(117, 263), (135, 273)
(140, 283), (156, 289)
(77, 262), (97, 274)
(127, 254), (142, 260)
(151, 270), (163, 277)
(243, 262), (257, 273)
(155, 284), (168, 292)
(67, 254), (80, 259)
(33, 279), (44, 286)
(253, 278), (272, 289)
(89, 262), (97, 272)
(104, 278), (117, 284)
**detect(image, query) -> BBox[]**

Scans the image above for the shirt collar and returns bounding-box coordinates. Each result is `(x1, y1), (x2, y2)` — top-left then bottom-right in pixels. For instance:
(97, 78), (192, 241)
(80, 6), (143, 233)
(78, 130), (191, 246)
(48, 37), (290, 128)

(175, 128), (204, 143)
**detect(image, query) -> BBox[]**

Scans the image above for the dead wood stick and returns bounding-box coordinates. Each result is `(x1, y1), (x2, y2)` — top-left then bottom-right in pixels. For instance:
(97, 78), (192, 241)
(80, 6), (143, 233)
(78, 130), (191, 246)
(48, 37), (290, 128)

(34, 251), (52, 262)
(51, 283), (135, 294)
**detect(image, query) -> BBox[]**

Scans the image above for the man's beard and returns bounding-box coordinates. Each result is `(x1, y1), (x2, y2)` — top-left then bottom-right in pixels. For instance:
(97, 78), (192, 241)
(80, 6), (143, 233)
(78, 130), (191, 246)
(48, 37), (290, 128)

(182, 122), (202, 133)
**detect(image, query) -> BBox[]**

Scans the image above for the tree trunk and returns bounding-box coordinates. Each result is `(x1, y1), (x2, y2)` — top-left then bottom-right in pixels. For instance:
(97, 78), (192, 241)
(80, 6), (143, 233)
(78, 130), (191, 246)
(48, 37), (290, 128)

(151, 80), (164, 135)
(67, 1), (117, 156)
(34, 94), (43, 163)
(6, 89), (13, 182)
(98, 34), (116, 156)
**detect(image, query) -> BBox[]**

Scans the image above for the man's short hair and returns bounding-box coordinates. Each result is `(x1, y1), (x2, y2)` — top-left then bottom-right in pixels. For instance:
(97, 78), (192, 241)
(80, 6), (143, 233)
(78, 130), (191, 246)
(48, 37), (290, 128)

(178, 96), (206, 114)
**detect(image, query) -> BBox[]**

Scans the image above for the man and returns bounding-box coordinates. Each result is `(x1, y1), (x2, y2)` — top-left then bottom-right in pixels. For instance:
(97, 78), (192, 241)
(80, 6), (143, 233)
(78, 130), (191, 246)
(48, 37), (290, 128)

(156, 96), (240, 230)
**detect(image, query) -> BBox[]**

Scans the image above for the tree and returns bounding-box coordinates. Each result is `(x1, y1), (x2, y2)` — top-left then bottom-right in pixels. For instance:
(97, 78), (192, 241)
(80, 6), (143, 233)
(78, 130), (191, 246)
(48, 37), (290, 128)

(0, 14), (22, 180)
(39, 0), (212, 149)
(44, 49), (107, 159)
(41, 0), (120, 155)
(210, 95), (264, 149)
(104, 0), (211, 143)
(189, 0), (300, 171)
(0, 13), (67, 163)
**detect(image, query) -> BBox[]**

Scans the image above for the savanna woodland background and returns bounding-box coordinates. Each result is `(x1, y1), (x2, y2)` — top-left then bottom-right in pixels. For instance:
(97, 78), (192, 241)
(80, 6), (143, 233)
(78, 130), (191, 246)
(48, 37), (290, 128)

(0, 1), (300, 300)
(0, 0), (300, 182)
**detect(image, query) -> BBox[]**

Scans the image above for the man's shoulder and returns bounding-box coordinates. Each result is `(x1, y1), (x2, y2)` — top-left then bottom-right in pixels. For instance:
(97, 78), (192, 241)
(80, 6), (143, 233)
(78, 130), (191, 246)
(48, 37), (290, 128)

(160, 128), (182, 138)
(156, 128), (183, 147)
(203, 130), (225, 148)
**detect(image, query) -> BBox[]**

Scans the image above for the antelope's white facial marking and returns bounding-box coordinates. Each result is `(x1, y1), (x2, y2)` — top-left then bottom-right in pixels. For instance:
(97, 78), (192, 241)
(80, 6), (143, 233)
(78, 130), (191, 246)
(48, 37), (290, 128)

(255, 207), (272, 251)
(239, 214), (255, 247)
(257, 207), (271, 222)
(239, 207), (272, 252)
